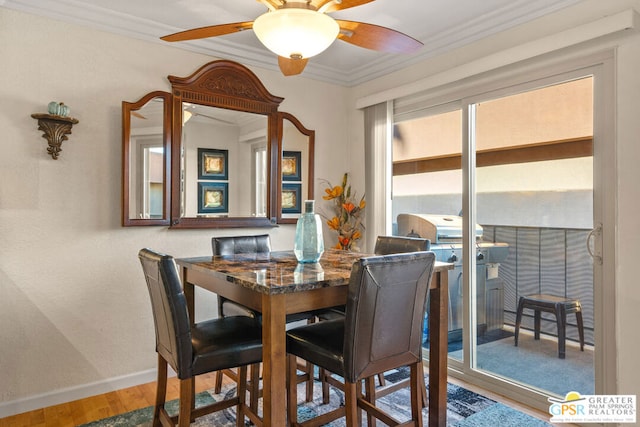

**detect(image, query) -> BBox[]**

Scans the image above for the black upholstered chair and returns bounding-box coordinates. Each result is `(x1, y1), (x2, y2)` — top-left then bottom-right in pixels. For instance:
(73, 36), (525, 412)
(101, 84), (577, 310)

(371, 235), (431, 407)
(286, 251), (436, 427)
(374, 235), (431, 255)
(138, 248), (262, 427)
(315, 236), (431, 324)
(316, 235), (432, 405)
(211, 234), (316, 402)
(212, 234), (272, 320)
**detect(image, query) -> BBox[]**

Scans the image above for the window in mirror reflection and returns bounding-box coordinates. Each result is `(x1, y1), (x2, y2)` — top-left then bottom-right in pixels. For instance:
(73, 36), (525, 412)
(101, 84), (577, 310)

(254, 145), (268, 217)
(146, 146), (164, 218)
(131, 139), (163, 219)
(128, 97), (166, 220)
(179, 105), (269, 218)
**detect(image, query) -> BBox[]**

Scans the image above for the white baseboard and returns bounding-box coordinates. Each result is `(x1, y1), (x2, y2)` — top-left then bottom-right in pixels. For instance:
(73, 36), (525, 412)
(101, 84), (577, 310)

(0, 368), (176, 419)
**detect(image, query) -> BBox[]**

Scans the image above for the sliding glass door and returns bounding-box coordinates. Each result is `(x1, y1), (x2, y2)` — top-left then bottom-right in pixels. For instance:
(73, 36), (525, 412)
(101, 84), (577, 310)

(384, 60), (613, 409)
(392, 106), (464, 362)
(470, 77), (595, 397)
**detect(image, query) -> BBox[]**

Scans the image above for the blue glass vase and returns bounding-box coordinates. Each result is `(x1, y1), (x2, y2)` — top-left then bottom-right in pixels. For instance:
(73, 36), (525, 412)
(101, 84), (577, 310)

(294, 200), (324, 263)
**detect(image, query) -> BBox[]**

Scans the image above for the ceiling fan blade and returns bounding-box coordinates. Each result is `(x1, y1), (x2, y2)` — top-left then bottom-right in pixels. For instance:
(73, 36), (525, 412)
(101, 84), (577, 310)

(256, 0), (282, 11)
(131, 111), (147, 120)
(278, 56), (309, 76)
(336, 20), (422, 54)
(161, 21), (254, 42)
(315, 0), (374, 13)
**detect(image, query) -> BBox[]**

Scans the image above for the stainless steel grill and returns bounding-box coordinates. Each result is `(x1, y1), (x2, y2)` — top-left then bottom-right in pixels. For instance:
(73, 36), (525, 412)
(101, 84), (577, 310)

(397, 213), (510, 342)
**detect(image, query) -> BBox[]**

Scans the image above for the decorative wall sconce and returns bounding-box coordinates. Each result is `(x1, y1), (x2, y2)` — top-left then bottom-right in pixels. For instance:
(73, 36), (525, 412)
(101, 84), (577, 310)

(31, 102), (79, 159)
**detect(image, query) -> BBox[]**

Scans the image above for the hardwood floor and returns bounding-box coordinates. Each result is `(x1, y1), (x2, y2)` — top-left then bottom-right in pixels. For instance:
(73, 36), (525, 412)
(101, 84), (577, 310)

(1, 370), (554, 426)
(0, 373), (219, 427)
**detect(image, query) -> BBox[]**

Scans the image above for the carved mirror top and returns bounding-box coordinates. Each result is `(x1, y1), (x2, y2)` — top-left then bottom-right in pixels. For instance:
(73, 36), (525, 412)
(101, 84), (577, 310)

(168, 60), (284, 114)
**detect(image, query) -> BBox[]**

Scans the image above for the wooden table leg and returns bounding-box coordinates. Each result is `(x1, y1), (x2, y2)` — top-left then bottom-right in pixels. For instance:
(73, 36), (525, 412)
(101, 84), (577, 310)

(261, 293), (287, 427)
(428, 271), (448, 427)
(180, 267), (195, 325)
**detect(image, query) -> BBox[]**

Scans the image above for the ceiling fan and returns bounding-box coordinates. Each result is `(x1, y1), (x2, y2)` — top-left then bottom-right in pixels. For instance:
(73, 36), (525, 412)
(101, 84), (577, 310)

(160, 0), (423, 76)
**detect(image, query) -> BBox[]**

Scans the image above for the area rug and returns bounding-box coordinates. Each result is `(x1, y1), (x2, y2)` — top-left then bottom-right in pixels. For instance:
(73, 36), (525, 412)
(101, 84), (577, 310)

(80, 368), (551, 426)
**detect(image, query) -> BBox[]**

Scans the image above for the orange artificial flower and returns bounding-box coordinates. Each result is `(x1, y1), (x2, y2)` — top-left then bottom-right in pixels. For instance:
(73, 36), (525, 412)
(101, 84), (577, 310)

(352, 230), (362, 241)
(327, 217), (341, 230)
(338, 236), (351, 248)
(359, 199), (366, 210)
(323, 185), (343, 200)
(342, 202), (355, 213)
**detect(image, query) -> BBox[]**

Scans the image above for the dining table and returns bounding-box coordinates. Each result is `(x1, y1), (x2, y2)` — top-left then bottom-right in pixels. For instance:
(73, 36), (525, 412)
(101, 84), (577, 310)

(176, 248), (452, 427)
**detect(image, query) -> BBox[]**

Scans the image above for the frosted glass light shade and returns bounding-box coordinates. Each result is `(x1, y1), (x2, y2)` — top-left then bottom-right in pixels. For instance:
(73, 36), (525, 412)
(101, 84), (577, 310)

(253, 9), (339, 59)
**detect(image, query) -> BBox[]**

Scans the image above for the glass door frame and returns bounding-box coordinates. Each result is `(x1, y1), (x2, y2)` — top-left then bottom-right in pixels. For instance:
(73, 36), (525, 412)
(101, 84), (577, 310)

(375, 50), (616, 413)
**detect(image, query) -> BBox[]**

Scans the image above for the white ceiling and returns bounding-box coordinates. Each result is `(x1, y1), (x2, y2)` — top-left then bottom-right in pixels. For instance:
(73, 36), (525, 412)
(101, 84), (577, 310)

(2, 0), (583, 86)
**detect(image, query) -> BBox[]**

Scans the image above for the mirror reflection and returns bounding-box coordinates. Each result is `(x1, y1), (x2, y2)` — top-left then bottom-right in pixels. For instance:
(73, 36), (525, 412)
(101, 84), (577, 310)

(179, 105), (268, 218)
(279, 112), (315, 223)
(130, 99), (164, 219)
(122, 91), (171, 226)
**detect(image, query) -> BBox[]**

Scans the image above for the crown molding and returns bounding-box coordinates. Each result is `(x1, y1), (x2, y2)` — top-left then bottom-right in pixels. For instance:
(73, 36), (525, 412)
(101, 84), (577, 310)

(3, 0), (584, 86)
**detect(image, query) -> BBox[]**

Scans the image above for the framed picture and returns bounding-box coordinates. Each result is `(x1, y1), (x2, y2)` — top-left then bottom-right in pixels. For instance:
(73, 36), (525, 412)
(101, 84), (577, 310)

(282, 151), (301, 181)
(198, 148), (228, 180)
(198, 182), (229, 214)
(282, 183), (302, 214)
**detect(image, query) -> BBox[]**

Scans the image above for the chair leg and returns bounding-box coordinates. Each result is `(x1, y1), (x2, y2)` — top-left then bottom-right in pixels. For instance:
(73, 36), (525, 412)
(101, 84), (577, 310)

(215, 368), (242, 395)
(576, 310), (585, 351)
(556, 304), (567, 359)
(287, 354), (299, 426)
(178, 377), (194, 427)
(410, 362), (423, 427)
(344, 381), (359, 427)
(214, 370), (224, 394)
(305, 361), (314, 402)
(236, 365), (248, 427)
(514, 297), (525, 346)
(533, 309), (542, 340)
(364, 376), (376, 427)
(420, 360), (428, 408)
(249, 363), (260, 412)
(320, 367), (330, 404)
(153, 354), (168, 427)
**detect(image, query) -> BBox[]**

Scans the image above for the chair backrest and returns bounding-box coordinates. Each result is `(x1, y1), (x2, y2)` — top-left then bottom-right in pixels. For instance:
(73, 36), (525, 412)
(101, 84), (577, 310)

(138, 248), (192, 378)
(212, 234), (272, 256)
(342, 251), (436, 382)
(212, 235), (271, 317)
(374, 235), (431, 255)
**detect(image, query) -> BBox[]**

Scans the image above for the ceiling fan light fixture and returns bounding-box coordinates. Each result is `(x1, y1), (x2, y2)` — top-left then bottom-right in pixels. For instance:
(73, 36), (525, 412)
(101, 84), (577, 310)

(253, 8), (339, 59)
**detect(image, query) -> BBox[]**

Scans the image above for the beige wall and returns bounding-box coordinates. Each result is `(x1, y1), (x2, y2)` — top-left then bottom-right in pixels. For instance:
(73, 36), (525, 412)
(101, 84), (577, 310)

(0, 7), (349, 415)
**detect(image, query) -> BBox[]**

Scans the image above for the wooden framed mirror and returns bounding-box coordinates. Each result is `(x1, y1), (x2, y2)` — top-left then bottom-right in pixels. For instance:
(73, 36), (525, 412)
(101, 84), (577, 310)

(169, 60), (283, 229)
(277, 112), (315, 224)
(122, 91), (172, 226)
(122, 60), (315, 228)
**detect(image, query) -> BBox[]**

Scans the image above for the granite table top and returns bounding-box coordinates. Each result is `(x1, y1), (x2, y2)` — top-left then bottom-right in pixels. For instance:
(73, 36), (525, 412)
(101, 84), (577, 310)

(176, 249), (366, 295)
(177, 249), (452, 296)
